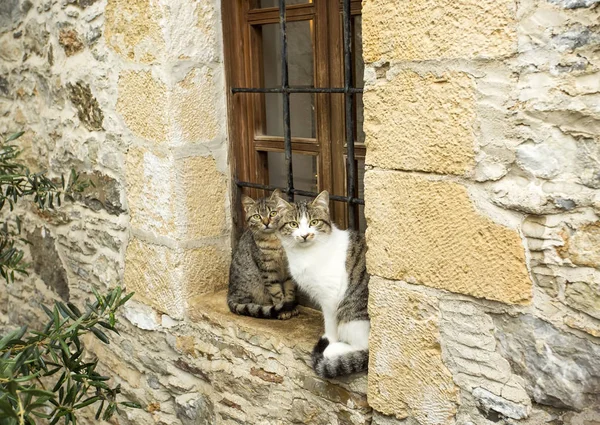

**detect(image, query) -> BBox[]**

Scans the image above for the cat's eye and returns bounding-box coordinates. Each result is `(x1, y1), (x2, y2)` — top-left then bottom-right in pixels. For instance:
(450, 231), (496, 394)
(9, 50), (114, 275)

(252, 214), (261, 219)
(289, 222), (299, 228)
(269, 211), (277, 217)
(310, 219), (319, 226)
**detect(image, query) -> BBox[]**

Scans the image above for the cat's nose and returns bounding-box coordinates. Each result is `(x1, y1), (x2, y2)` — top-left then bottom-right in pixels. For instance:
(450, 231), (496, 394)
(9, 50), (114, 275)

(301, 234), (309, 241)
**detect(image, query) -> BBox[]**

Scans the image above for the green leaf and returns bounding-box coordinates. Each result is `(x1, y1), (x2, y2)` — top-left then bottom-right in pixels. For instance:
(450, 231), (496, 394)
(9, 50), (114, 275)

(74, 396), (100, 409)
(120, 401), (142, 409)
(94, 400), (105, 420)
(20, 388), (55, 398)
(118, 292), (135, 307)
(56, 302), (77, 320)
(6, 132), (25, 142)
(30, 410), (52, 419)
(52, 372), (66, 392)
(66, 303), (81, 317)
(0, 326), (25, 350)
(90, 327), (109, 344)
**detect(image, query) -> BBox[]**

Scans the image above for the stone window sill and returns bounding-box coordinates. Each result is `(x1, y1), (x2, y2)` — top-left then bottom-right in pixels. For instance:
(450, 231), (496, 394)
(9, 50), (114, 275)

(183, 290), (371, 424)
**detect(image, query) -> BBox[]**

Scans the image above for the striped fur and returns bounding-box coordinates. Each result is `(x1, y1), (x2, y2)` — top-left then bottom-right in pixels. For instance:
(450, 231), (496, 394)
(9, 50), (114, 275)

(227, 190), (298, 320)
(311, 337), (369, 379)
(276, 191), (370, 378)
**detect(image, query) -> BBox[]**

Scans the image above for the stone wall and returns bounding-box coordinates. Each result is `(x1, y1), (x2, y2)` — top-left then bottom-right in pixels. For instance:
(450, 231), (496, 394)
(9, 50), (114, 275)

(362, 0), (600, 423)
(2, 0), (600, 424)
(0, 0), (232, 422)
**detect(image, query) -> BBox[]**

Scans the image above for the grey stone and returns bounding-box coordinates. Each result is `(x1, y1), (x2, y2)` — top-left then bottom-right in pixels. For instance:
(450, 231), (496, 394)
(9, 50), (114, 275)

(27, 227), (69, 301)
(0, 0), (21, 33)
(553, 198), (576, 210)
(64, 0), (100, 8)
(578, 138), (600, 189)
(75, 172), (124, 215)
(66, 81), (104, 131)
(472, 387), (530, 420)
(516, 140), (564, 179)
(23, 20), (49, 57)
(493, 314), (600, 410)
(548, 0), (600, 8)
(175, 393), (215, 425)
(147, 374), (160, 389)
(372, 411), (419, 425)
(565, 281), (600, 320)
(0, 76), (8, 96)
(552, 27), (600, 53)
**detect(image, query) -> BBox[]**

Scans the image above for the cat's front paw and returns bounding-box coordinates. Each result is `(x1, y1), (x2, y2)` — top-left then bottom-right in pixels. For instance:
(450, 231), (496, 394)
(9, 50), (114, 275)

(277, 308), (298, 320)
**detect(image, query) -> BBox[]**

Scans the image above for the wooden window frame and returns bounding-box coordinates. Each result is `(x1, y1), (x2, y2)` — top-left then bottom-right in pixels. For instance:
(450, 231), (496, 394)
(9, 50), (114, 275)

(223, 0), (364, 233)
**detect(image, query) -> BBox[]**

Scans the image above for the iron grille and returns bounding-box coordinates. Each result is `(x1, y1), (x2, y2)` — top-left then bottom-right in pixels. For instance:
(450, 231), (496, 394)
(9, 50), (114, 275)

(231, 0), (364, 229)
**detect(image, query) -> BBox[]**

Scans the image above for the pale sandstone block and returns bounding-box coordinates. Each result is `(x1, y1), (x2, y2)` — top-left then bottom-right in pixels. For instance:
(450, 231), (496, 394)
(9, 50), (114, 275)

(362, 0), (516, 62)
(117, 70), (168, 142)
(364, 71), (475, 175)
(365, 171), (532, 304)
(172, 68), (220, 143)
(124, 237), (185, 317)
(104, 0), (164, 63)
(368, 278), (458, 424)
(124, 238), (230, 318)
(178, 155), (227, 239)
(126, 147), (176, 237)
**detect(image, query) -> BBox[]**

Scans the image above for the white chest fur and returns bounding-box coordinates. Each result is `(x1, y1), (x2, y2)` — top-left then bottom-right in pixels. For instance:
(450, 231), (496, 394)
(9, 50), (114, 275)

(283, 226), (350, 311)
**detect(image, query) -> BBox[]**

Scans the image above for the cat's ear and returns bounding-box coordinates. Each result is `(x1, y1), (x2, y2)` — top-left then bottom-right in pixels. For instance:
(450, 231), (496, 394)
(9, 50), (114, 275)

(241, 194), (255, 212)
(276, 196), (293, 214)
(311, 190), (329, 212)
(270, 188), (283, 200)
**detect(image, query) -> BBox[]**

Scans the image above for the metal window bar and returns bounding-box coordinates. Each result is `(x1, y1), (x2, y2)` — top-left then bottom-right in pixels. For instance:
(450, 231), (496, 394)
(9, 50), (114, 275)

(232, 0), (364, 228)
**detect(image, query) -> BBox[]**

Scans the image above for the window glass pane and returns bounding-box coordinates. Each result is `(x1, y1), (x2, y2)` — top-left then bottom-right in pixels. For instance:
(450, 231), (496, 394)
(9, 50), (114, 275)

(267, 152), (318, 201)
(261, 21), (315, 138)
(264, 93), (315, 138)
(257, 0), (309, 8)
(261, 21), (314, 87)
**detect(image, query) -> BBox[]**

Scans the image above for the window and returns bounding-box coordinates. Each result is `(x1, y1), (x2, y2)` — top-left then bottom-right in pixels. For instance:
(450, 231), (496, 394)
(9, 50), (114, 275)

(223, 0), (365, 230)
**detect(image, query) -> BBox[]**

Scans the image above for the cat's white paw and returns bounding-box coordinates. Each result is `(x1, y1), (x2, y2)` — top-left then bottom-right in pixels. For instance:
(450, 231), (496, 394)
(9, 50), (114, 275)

(323, 342), (354, 359)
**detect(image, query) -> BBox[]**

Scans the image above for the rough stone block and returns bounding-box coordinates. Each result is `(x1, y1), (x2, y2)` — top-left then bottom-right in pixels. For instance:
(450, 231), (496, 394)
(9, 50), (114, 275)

(27, 227), (69, 301)
(126, 149), (228, 239)
(182, 245), (230, 300)
(362, 0), (516, 61)
(365, 171), (532, 304)
(117, 70), (167, 142)
(364, 71), (475, 175)
(124, 238), (229, 317)
(494, 313), (600, 410)
(172, 68), (220, 143)
(439, 300), (531, 419)
(126, 148), (176, 237)
(104, 0), (164, 63)
(178, 155), (227, 239)
(368, 278), (458, 424)
(565, 281), (600, 320)
(124, 237), (185, 317)
(558, 221), (600, 268)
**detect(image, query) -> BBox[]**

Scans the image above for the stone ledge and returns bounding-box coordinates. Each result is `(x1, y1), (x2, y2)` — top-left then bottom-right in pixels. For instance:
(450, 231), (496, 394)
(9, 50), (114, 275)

(183, 291), (371, 424)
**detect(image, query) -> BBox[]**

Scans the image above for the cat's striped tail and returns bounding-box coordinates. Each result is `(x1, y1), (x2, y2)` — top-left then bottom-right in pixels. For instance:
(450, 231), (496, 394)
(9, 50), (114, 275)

(311, 337), (369, 378)
(227, 299), (296, 319)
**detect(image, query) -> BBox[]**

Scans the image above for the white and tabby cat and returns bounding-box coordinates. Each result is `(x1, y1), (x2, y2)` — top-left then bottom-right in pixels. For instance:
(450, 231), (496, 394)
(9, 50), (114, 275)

(276, 191), (369, 378)
(227, 190), (298, 320)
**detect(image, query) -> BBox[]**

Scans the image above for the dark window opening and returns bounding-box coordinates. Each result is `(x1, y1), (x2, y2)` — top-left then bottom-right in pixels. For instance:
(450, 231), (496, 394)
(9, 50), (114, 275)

(224, 0), (365, 231)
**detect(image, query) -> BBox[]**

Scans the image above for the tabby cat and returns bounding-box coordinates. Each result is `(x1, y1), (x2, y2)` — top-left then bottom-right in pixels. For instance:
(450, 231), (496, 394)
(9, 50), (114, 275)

(227, 190), (298, 320)
(275, 191), (369, 378)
